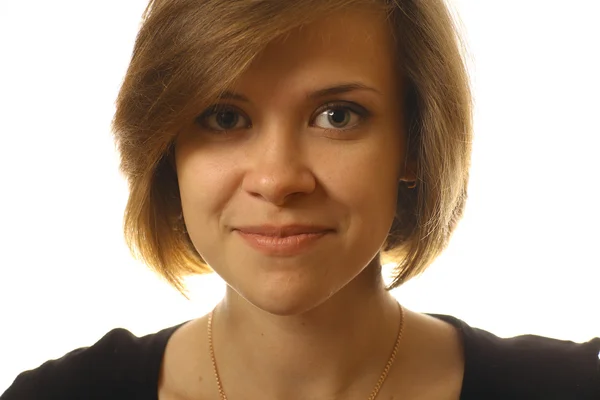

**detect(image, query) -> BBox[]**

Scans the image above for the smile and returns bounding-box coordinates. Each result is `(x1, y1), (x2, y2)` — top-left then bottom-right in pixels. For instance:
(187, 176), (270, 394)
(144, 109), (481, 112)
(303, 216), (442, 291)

(234, 229), (331, 257)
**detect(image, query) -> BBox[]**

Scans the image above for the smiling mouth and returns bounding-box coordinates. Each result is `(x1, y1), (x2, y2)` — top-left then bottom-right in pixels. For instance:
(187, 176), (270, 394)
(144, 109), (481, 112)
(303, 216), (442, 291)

(234, 230), (331, 257)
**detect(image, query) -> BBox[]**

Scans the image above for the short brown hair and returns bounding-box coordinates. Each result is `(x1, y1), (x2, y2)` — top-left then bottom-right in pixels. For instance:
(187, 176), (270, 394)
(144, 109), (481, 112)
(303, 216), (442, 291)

(112, 0), (472, 296)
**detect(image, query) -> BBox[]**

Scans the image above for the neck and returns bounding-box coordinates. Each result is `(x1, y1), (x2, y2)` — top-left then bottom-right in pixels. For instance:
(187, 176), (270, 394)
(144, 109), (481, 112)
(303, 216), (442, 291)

(211, 264), (402, 400)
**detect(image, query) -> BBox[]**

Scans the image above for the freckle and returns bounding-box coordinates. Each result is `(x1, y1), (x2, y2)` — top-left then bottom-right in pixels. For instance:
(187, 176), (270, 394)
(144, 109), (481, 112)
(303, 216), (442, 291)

(197, 375), (203, 382)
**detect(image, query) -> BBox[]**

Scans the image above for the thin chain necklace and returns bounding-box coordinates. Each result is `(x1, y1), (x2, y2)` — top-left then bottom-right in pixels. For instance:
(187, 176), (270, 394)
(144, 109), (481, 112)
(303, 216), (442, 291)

(207, 302), (405, 400)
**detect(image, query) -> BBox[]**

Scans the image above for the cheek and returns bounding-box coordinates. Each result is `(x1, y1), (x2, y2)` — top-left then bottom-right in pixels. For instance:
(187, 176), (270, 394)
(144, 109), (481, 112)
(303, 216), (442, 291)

(343, 168), (398, 234)
(176, 149), (240, 252)
(323, 134), (401, 203)
(318, 140), (401, 240)
(178, 147), (235, 209)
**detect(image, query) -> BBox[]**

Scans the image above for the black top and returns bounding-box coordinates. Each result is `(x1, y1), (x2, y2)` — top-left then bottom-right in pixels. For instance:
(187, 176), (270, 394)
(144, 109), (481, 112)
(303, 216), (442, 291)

(2, 314), (599, 400)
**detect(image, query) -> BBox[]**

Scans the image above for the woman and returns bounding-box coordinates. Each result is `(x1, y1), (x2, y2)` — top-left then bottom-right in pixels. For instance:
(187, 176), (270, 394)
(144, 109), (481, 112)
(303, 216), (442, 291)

(3, 0), (599, 399)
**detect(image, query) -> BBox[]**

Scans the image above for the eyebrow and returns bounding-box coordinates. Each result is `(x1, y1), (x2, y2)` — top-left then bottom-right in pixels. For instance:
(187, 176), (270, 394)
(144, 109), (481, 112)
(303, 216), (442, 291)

(307, 82), (381, 100)
(216, 82), (381, 103)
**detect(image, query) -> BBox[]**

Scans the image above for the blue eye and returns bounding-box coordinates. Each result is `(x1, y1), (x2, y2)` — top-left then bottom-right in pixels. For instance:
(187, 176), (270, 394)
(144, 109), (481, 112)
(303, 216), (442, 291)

(197, 106), (250, 131)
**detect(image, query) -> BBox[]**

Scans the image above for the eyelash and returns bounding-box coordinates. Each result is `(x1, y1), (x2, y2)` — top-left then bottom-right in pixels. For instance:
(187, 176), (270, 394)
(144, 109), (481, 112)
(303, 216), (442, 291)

(195, 101), (370, 135)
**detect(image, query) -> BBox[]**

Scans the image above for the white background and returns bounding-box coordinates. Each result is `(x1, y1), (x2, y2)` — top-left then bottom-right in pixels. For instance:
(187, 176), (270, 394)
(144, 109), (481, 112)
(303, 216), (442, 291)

(0, 0), (599, 393)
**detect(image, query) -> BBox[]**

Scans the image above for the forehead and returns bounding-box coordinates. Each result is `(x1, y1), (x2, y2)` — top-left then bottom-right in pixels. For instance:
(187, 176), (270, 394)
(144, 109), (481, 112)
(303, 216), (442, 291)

(236, 6), (399, 95)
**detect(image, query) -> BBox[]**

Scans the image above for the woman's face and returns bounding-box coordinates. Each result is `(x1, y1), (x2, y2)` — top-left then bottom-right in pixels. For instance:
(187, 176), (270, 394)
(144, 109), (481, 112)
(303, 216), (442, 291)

(175, 7), (410, 315)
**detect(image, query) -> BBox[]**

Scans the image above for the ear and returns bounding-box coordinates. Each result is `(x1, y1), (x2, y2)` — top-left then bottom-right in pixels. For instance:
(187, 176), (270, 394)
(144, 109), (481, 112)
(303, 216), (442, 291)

(166, 142), (177, 172)
(168, 152), (177, 172)
(399, 157), (417, 183)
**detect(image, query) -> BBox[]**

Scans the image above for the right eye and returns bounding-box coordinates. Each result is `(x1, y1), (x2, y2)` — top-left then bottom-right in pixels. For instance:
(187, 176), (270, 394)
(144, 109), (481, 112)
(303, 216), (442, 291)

(196, 106), (251, 132)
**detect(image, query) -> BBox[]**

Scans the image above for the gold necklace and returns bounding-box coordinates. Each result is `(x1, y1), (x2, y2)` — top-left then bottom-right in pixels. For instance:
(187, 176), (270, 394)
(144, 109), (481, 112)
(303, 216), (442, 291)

(207, 302), (405, 400)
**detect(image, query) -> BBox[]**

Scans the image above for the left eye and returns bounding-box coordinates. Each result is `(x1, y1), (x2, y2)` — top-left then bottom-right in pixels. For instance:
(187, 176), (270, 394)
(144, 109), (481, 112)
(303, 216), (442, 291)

(313, 106), (362, 130)
(198, 106), (250, 131)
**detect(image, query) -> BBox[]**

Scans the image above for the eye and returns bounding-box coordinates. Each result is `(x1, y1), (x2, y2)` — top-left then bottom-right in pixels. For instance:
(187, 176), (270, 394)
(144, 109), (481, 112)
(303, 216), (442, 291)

(196, 106), (251, 131)
(312, 103), (367, 131)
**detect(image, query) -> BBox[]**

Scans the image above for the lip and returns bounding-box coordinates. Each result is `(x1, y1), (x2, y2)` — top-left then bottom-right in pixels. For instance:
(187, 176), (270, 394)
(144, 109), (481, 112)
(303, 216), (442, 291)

(234, 225), (333, 237)
(234, 225), (333, 256)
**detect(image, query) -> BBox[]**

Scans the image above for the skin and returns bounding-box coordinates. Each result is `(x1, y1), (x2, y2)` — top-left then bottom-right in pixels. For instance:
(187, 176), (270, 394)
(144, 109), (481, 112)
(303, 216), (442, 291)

(164, 5), (464, 400)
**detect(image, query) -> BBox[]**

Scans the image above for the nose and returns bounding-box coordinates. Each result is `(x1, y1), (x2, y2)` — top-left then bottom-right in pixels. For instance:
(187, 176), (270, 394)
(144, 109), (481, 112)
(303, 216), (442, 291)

(241, 127), (316, 206)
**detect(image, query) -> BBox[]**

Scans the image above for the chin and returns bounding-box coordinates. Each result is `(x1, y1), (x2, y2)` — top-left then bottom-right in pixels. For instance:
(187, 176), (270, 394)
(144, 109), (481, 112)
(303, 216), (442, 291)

(235, 277), (338, 317)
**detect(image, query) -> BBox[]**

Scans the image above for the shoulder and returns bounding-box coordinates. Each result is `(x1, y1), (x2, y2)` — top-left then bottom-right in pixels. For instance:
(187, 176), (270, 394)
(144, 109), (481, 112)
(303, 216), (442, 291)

(431, 314), (600, 400)
(1, 323), (186, 400)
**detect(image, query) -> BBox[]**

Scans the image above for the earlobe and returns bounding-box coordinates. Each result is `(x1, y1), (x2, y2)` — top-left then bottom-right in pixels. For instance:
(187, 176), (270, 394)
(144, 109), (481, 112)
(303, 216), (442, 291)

(399, 157), (417, 184)
(406, 181), (417, 189)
